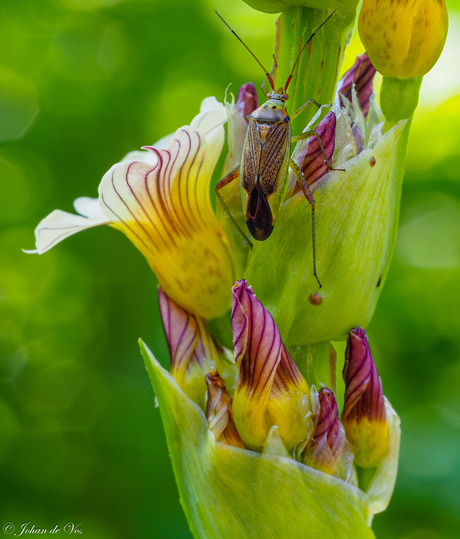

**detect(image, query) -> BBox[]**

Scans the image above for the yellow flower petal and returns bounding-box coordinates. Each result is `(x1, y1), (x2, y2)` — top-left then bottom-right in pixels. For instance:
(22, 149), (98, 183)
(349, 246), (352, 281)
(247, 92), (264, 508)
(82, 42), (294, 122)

(100, 127), (234, 318)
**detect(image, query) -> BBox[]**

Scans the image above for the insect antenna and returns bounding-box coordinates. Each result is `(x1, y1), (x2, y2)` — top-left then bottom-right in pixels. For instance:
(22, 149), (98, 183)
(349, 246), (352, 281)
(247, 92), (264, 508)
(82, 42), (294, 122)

(284, 11), (335, 92)
(215, 11), (275, 91)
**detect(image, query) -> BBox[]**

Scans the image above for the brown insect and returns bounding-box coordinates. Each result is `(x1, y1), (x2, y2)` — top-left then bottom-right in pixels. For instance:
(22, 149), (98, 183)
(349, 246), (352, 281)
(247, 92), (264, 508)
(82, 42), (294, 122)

(215, 11), (335, 288)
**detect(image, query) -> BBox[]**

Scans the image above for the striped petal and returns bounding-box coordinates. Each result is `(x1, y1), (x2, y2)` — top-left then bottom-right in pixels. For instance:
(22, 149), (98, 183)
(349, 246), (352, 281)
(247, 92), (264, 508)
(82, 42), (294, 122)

(28, 98), (234, 320)
(205, 369), (246, 449)
(302, 388), (354, 480)
(101, 126), (234, 319)
(231, 280), (311, 452)
(158, 287), (235, 410)
(24, 203), (109, 255)
(289, 111), (337, 196)
(342, 327), (389, 468)
(337, 54), (376, 119)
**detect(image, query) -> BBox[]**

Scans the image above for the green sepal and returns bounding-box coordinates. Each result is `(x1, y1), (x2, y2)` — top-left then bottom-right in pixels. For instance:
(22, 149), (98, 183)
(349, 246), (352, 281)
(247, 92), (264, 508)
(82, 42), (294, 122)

(245, 119), (410, 346)
(140, 339), (376, 539)
(380, 77), (422, 122)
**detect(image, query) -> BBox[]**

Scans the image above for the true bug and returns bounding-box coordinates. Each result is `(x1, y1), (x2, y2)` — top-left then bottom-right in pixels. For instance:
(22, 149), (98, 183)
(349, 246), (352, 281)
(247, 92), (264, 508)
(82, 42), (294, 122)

(215, 11), (335, 288)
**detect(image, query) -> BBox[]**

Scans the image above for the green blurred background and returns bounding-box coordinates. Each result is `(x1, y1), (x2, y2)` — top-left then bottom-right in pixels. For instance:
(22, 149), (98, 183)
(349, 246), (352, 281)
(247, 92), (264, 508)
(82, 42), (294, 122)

(1, 0), (459, 537)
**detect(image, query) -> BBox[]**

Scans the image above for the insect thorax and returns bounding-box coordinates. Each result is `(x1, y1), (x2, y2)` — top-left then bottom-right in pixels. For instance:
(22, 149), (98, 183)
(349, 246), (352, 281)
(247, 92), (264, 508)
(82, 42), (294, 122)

(251, 99), (289, 124)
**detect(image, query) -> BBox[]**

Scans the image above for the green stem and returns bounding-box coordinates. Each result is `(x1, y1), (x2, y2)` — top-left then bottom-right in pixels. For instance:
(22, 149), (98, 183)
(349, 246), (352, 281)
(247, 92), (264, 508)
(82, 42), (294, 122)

(291, 341), (335, 389)
(274, 7), (356, 134)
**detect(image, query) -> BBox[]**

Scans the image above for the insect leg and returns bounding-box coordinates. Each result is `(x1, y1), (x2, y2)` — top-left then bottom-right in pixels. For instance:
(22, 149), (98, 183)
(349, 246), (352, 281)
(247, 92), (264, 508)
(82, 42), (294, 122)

(290, 99), (324, 121)
(215, 166), (252, 248)
(289, 157), (322, 288)
(291, 130), (344, 172)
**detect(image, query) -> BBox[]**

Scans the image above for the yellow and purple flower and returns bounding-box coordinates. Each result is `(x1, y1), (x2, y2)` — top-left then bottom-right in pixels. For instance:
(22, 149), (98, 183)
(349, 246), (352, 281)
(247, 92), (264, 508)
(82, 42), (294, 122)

(27, 98), (235, 319)
(342, 327), (389, 468)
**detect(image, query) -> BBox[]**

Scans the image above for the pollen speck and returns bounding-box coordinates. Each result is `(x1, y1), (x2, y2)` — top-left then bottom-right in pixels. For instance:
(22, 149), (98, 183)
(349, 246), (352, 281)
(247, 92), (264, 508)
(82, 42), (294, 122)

(309, 292), (322, 306)
(370, 156), (376, 167)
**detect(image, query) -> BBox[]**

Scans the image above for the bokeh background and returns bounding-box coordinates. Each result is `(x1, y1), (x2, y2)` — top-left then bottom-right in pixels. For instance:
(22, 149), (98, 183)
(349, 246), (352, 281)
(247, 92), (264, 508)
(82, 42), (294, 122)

(1, 0), (459, 537)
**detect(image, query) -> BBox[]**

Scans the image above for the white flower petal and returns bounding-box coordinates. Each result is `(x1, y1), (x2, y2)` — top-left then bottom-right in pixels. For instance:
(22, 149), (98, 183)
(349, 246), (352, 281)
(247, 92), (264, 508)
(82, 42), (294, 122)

(121, 149), (160, 166)
(25, 209), (110, 254)
(191, 96), (227, 150)
(74, 196), (106, 219)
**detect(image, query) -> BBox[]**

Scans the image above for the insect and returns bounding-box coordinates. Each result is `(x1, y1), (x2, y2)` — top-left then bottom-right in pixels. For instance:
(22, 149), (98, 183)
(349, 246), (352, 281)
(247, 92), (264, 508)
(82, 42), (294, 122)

(215, 11), (335, 288)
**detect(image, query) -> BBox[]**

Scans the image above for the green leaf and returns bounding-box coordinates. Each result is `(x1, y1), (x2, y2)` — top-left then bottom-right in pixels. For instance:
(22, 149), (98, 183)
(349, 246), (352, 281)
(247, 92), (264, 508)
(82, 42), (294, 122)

(140, 339), (375, 539)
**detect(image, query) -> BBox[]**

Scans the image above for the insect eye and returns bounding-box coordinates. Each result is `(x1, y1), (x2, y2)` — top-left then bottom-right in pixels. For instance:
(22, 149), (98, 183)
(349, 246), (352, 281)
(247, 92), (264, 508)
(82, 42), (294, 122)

(280, 92), (289, 100)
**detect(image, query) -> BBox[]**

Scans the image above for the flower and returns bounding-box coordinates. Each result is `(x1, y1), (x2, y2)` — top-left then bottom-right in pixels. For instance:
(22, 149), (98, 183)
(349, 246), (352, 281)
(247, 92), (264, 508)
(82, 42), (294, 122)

(231, 280), (312, 452)
(342, 327), (389, 468)
(141, 338), (376, 538)
(359, 0), (448, 79)
(141, 276), (401, 537)
(26, 98), (235, 319)
(302, 387), (354, 479)
(359, 0), (448, 121)
(205, 369), (246, 448)
(158, 287), (236, 409)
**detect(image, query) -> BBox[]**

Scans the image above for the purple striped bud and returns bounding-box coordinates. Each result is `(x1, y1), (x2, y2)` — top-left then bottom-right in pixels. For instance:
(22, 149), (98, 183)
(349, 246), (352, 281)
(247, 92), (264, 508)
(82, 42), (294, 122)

(206, 369), (247, 449)
(342, 327), (389, 468)
(291, 111), (337, 195)
(236, 82), (259, 123)
(231, 280), (312, 452)
(158, 287), (231, 409)
(337, 53), (376, 118)
(303, 388), (346, 475)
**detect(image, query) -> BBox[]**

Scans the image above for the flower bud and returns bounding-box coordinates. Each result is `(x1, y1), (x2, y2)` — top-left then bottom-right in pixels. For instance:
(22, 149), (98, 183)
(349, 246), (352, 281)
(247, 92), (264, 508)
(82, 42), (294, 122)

(231, 280), (312, 452)
(337, 53), (376, 118)
(302, 387), (347, 475)
(159, 287), (235, 410)
(359, 0), (448, 79)
(206, 370), (247, 449)
(236, 83), (259, 123)
(288, 111), (337, 196)
(342, 327), (389, 468)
